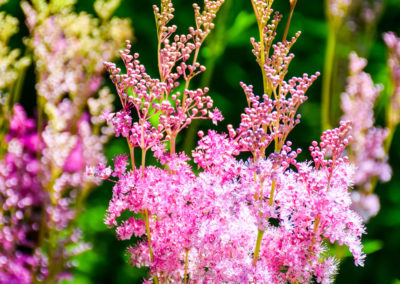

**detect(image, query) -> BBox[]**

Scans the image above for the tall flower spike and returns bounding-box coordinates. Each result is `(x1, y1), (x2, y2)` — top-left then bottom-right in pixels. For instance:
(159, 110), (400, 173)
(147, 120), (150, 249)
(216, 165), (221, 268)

(383, 32), (400, 126)
(105, 0), (224, 157)
(340, 52), (392, 221)
(341, 52), (391, 188)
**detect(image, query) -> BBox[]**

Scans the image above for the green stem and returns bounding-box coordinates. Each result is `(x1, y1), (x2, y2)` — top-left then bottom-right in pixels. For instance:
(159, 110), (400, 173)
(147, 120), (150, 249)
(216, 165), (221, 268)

(308, 215), (321, 257)
(268, 179), (276, 206)
(322, 25), (337, 131)
(141, 149), (147, 177)
(384, 109), (396, 154)
(282, 1), (297, 42)
(252, 229), (265, 266)
(128, 141), (136, 174)
(170, 134), (176, 156)
(183, 249), (189, 284)
(10, 63), (29, 107)
(145, 209), (154, 261)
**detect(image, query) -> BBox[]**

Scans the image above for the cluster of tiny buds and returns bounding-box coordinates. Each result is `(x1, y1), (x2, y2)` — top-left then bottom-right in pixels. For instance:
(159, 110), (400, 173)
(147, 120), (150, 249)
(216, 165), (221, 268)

(153, 1), (175, 29)
(251, 12), (283, 64)
(105, 41), (169, 107)
(251, 0), (274, 25)
(264, 34), (303, 90)
(269, 141), (302, 168)
(159, 87), (221, 132)
(234, 70), (319, 155)
(234, 83), (275, 153)
(153, 1), (223, 84)
(130, 122), (165, 150)
(159, 32), (198, 82)
(193, 0), (224, 33)
(310, 121), (352, 170)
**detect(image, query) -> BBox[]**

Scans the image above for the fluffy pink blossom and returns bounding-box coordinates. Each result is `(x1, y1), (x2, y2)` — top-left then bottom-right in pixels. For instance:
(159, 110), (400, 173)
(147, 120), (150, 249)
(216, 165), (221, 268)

(98, 121), (365, 283)
(341, 52), (391, 189)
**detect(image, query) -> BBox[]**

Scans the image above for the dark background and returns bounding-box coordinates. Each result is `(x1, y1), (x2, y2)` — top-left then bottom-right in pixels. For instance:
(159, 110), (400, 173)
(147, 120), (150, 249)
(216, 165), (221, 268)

(2, 0), (400, 283)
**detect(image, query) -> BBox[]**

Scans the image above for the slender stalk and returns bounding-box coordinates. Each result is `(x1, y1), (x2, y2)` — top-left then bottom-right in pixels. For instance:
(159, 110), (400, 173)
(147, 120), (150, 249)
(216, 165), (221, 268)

(141, 149), (147, 177)
(259, 26), (269, 96)
(145, 209), (154, 261)
(282, 0), (297, 42)
(268, 180), (276, 206)
(128, 142), (136, 174)
(321, 26), (336, 131)
(183, 249), (190, 284)
(308, 215), (321, 256)
(181, 46), (201, 111)
(251, 1), (269, 96)
(384, 108), (396, 153)
(252, 229), (265, 266)
(10, 63), (29, 107)
(170, 134), (176, 156)
(44, 168), (62, 284)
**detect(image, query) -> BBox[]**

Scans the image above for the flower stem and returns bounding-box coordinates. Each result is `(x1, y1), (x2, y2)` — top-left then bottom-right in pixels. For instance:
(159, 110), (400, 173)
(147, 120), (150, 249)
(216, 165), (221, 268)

(183, 249), (190, 284)
(321, 25), (336, 131)
(282, 0), (297, 42)
(141, 149), (147, 177)
(145, 209), (154, 261)
(170, 134), (176, 156)
(308, 215), (321, 256)
(128, 141), (135, 174)
(253, 229), (265, 266)
(268, 179), (276, 206)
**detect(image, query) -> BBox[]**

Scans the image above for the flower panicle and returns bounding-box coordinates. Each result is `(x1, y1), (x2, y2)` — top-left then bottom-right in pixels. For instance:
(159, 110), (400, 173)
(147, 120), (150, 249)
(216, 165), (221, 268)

(102, 1), (366, 283)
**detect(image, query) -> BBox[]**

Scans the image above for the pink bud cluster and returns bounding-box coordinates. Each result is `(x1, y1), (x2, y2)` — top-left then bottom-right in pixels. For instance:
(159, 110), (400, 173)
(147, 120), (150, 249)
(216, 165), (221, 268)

(153, 0), (223, 84)
(251, 0), (274, 26)
(232, 71), (318, 159)
(251, 11), (282, 68)
(104, 35), (223, 154)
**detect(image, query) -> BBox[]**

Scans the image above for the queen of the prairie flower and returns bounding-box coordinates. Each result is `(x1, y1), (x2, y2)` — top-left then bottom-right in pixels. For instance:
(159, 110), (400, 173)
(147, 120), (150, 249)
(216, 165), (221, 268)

(341, 52), (391, 221)
(94, 0), (366, 283)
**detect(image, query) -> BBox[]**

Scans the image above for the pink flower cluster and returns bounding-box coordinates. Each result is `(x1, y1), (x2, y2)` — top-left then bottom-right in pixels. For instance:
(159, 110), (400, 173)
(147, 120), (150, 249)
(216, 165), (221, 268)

(98, 122), (364, 283)
(341, 52), (391, 220)
(93, 1), (366, 283)
(383, 32), (400, 126)
(341, 52), (391, 187)
(0, 105), (46, 283)
(1, 1), (132, 282)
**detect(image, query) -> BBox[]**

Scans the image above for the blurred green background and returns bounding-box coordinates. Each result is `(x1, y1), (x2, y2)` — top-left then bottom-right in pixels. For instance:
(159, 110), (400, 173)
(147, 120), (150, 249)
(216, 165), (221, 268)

(2, 0), (400, 283)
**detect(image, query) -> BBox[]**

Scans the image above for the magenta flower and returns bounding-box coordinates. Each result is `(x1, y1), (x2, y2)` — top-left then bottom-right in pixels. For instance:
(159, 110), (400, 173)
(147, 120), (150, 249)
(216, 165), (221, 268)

(96, 1), (366, 283)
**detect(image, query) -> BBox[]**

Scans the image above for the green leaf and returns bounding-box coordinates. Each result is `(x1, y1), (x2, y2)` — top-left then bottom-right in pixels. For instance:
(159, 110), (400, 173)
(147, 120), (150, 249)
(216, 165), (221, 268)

(363, 239), (384, 255)
(227, 11), (256, 46)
